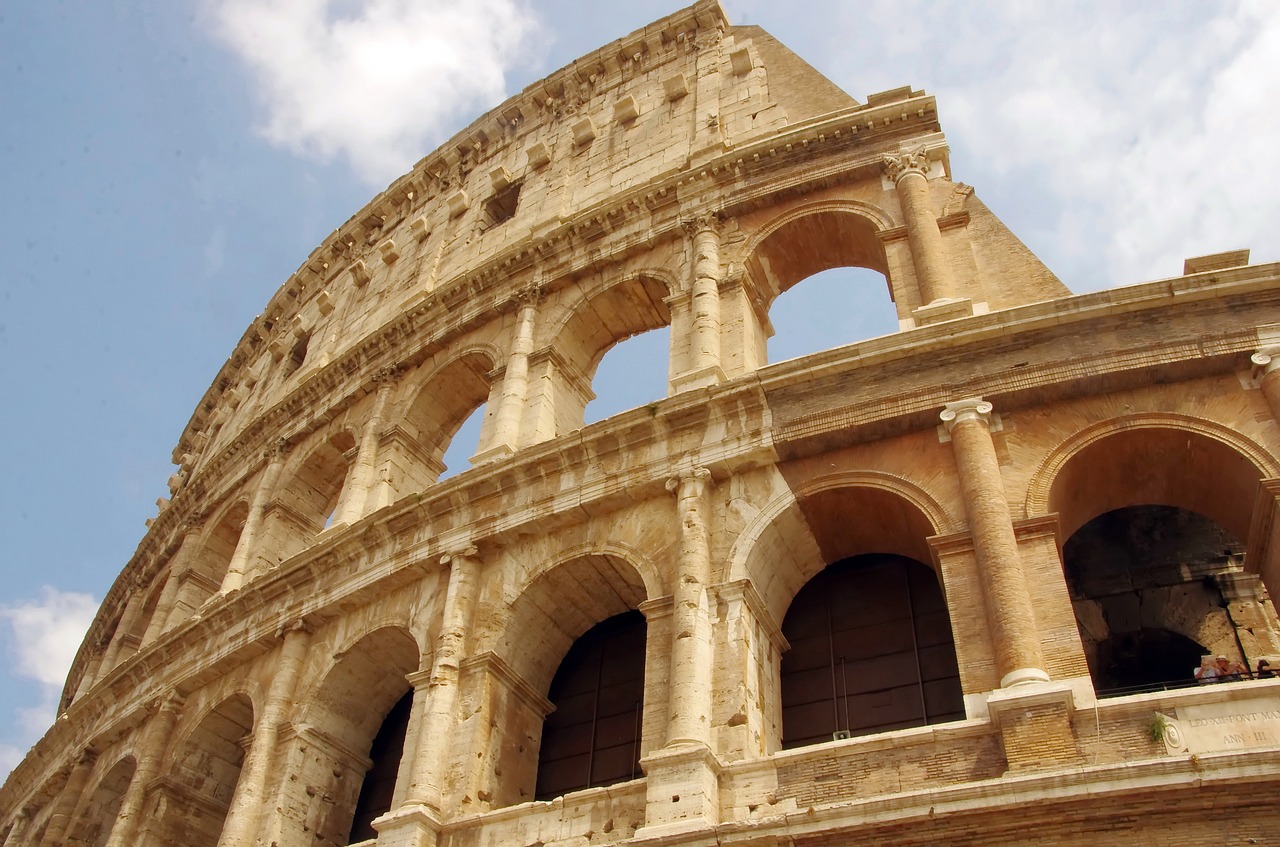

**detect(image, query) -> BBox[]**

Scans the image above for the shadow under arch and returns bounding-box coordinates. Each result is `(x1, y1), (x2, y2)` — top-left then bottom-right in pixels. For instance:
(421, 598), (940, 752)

(290, 625), (421, 845)
(743, 200), (894, 297)
(541, 270), (674, 434)
(158, 692), (256, 847)
(1024, 414), (1278, 543)
(396, 346), (500, 482)
(729, 471), (954, 625)
(65, 754), (136, 847)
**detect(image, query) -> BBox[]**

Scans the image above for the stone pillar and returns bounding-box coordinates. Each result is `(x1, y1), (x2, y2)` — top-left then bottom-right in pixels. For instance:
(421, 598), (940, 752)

(1252, 347), (1280, 422)
(215, 620), (311, 847)
(97, 580), (149, 673)
(476, 290), (539, 461)
(103, 695), (184, 847)
(2, 807), (33, 847)
(637, 468), (721, 838)
(376, 549), (481, 847)
(883, 147), (957, 307)
(38, 748), (98, 847)
(330, 369), (397, 526)
(672, 216), (725, 391)
(219, 442), (289, 594)
(940, 399), (1047, 688)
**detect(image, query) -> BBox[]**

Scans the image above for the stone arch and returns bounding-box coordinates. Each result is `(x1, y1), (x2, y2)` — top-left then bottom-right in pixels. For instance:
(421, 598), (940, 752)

(175, 498), (251, 624)
(285, 625), (421, 847)
(1024, 413), (1277, 541)
(276, 428), (359, 531)
(156, 692), (255, 847)
(730, 471), (953, 624)
(541, 271), (675, 433)
(742, 200), (895, 302)
(65, 754), (135, 847)
(397, 347), (501, 480)
(501, 549), (653, 696)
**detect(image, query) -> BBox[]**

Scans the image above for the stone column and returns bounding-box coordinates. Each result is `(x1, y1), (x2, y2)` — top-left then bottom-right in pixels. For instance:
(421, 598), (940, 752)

(405, 547), (482, 810)
(664, 467), (716, 747)
(140, 529), (197, 645)
(1252, 347), (1280, 422)
(376, 549), (481, 847)
(940, 399), (1047, 688)
(477, 290), (539, 461)
(219, 442), (289, 594)
(884, 147), (956, 307)
(38, 748), (98, 847)
(330, 369), (397, 526)
(97, 580), (149, 673)
(2, 807), (33, 847)
(103, 695), (184, 847)
(215, 620), (311, 847)
(636, 469), (721, 838)
(672, 216), (725, 391)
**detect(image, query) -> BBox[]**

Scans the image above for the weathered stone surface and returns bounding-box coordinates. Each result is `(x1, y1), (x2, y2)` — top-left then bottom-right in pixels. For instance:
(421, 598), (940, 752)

(5, 2), (1280, 846)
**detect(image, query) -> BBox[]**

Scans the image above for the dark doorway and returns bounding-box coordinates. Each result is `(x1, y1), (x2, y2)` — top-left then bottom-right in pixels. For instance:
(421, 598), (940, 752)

(780, 554), (964, 748)
(349, 689), (413, 842)
(1092, 628), (1205, 692)
(536, 610), (646, 800)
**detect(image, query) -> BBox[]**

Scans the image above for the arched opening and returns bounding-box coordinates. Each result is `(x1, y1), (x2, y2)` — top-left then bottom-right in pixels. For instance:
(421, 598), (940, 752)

(500, 553), (652, 805)
(1045, 426), (1280, 694)
(536, 610), (646, 800)
(178, 501), (250, 621)
(780, 554), (963, 748)
(402, 352), (495, 484)
(349, 690), (414, 843)
(584, 327), (670, 424)
(1064, 505), (1248, 694)
(548, 275), (671, 434)
(439, 403), (486, 481)
(745, 207), (898, 371)
(285, 627), (419, 846)
(158, 694), (254, 846)
(282, 430), (358, 534)
(65, 756), (135, 847)
(766, 267), (900, 364)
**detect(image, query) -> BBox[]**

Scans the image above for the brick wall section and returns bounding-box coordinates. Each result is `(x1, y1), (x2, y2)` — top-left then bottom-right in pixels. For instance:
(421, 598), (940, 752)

(776, 732), (1005, 807)
(1000, 701), (1081, 771)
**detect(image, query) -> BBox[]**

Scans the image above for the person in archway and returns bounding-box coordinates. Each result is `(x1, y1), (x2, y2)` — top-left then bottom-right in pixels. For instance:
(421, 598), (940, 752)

(1257, 659), (1274, 679)
(1194, 655), (1219, 684)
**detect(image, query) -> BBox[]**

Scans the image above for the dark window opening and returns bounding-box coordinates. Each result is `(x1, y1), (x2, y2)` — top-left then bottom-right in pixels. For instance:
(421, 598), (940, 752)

(483, 182), (522, 229)
(1064, 505), (1246, 695)
(287, 332), (310, 375)
(536, 610), (646, 800)
(780, 554), (964, 749)
(348, 689), (413, 843)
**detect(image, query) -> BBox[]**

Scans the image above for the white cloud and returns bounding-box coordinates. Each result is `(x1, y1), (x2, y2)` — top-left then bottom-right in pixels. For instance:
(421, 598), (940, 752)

(766, 0), (1280, 291)
(207, 0), (542, 186)
(1, 587), (99, 744)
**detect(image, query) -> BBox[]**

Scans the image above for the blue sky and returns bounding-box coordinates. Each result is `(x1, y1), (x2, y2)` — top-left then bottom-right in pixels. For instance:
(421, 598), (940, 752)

(2, 0), (1278, 777)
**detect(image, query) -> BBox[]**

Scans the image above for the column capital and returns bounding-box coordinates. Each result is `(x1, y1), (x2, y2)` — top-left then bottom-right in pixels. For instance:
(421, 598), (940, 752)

(144, 692), (186, 717)
(373, 363), (404, 384)
(440, 544), (480, 567)
(1252, 347), (1280, 378)
(681, 211), (725, 238)
(262, 438), (292, 462)
(666, 466), (712, 498)
(883, 145), (931, 183)
(274, 618), (313, 639)
(940, 397), (994, 432)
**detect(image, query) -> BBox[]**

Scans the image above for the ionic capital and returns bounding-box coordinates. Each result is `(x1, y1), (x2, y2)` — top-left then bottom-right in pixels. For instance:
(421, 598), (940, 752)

(373, 363), (404, 385)
(883, 146), (931, 184)
(1252, 347), (1280, 378)
(940, 398), (994, 433)
(263, 438), (292, 463)
(440, 544), (480, 567)
(274, 618), (313, 639)
(666, 466), (712, 499)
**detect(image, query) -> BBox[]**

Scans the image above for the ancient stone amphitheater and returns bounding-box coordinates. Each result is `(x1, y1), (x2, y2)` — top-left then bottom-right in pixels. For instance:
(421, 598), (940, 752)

(5, 2), (1280, 845)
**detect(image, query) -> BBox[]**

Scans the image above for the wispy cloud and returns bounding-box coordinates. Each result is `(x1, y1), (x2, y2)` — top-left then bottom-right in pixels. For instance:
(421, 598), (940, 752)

(206, 0), (542, 186)
(747, 0), (1280, 290)
(1, 587), (99, 769)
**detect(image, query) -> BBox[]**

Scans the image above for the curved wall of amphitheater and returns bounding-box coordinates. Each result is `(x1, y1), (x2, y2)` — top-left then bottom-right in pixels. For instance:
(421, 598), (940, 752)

(7, 3), (1280, 846)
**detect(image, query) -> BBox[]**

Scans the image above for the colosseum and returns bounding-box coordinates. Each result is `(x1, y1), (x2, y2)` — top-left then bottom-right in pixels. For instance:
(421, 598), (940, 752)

(5, 2), (1280, 845)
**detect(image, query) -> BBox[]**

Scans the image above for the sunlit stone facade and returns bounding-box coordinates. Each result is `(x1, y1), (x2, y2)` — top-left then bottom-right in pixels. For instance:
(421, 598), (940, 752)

(5, 3), (1280, 845)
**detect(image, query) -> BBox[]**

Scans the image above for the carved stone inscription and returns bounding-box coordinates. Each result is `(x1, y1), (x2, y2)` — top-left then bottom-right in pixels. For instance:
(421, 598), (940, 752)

(1161, 697), (1280, 755)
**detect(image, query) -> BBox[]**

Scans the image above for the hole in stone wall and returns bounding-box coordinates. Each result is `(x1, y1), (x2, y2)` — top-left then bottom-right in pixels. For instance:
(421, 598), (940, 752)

(286, 333), (310, 375)
(483, 182), (522, 230)
(584, 327), (670, 424)
(439, 404), (486, 481)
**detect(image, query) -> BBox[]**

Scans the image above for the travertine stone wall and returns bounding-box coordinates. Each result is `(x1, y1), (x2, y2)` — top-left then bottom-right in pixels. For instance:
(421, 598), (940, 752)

(6, 3), (1280, 847)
